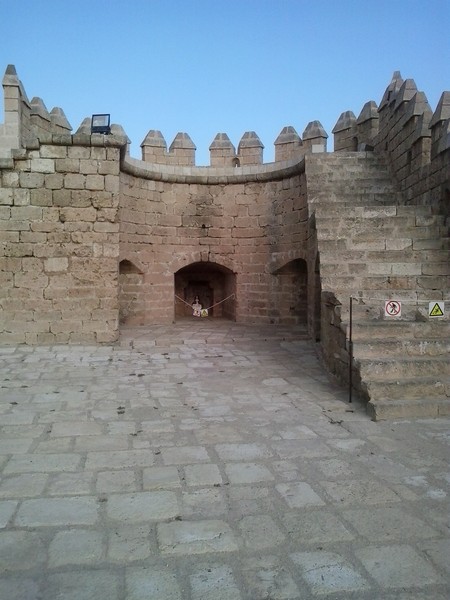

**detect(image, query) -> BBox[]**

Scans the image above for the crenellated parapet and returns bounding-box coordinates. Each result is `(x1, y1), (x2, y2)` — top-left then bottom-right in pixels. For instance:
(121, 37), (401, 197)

(0, 64), (328, 167)
(0, 65), (76, 158)
(0, 64), (128, 161)
(139, 126), (317, 167)
(333, 71), (449, 210)
(1, 62), (447, 191)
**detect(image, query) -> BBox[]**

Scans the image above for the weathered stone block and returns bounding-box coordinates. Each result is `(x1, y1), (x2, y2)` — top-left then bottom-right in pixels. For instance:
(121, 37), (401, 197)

(55, 158), (80, 172)
(30, 158), (55, 173)
(105, 174), (119, 192)
(85, 174), (104, 190)
(79, 159), (99, 174)
(64, 173), (85, 189)
(0, 188), (13, 205)
(39, 144), (67, 158)
(45, 257), (69, 272)
(44, 173), (64, 190)
(19, 172), (44, 188)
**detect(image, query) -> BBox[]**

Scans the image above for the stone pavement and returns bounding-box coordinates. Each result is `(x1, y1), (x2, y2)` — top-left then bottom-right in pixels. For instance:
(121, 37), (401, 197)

(0, 320), (449, 599)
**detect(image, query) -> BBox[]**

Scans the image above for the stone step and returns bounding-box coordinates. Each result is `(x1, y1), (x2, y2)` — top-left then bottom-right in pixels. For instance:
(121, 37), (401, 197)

(356, 356), (450, 379)
(366, 397), (450, 420)
(361, 374), (450, 400)
(315, 204), (446, 223)
(310, 191), (398, 204)
(320, 250), (450, 266)
(321, 275), (437, 291)
(320, 260), (449, 278)
(353, 338), (450, 358)
(316, 220), (446, 240)
(349, 320), (450, 340)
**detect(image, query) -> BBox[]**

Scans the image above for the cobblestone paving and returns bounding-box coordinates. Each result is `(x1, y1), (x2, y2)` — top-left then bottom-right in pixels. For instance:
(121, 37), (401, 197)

(0, 321), (449, 599)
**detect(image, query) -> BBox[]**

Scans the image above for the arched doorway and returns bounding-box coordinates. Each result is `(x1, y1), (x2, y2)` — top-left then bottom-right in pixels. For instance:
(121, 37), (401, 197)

(174, 262), (236, 320)
(270, 259), (307, 324)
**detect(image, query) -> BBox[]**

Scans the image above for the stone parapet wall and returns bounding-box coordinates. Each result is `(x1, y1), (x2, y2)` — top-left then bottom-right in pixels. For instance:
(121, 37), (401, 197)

(0, 136), (123, 344)
(119, 158), (309, 325)
(1, 64), (449, 362)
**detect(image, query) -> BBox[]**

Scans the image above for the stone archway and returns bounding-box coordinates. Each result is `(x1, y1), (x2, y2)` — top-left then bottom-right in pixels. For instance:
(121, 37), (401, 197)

(174, 262), (236, 320)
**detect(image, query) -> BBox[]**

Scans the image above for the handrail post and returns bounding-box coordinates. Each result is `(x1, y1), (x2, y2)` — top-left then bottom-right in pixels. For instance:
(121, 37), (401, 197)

(349, 296), (353, 403)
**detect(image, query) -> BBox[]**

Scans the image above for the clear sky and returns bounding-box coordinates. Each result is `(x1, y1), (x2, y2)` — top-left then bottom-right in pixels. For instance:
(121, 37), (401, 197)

(1, 0), (449, 165)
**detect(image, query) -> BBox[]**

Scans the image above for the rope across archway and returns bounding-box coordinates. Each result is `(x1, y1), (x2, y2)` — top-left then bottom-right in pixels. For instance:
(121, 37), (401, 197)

(175, 293), (236, 317)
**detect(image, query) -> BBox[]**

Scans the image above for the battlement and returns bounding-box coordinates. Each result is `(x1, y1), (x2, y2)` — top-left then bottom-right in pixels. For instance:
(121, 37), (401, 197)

(332, 72), (450, 159)
(0, 64), (329, 166)
(139, 125), (329, 167)
(1, 65), (448, 182)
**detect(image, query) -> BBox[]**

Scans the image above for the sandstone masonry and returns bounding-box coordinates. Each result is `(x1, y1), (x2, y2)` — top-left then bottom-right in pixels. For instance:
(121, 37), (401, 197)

(0, 65), (449, 418)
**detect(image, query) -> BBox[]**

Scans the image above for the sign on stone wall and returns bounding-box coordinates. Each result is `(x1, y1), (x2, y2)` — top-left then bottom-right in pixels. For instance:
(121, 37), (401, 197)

(428, 301), (445, 318)
(384, 300), (401, 317)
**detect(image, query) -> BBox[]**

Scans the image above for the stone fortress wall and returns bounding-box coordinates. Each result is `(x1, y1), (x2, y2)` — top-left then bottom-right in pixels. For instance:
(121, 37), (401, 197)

(0, 65), (449, 417)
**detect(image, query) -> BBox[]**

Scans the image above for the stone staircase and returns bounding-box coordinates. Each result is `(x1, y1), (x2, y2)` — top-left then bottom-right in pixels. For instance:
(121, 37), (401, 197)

(306, 152), (450, 419)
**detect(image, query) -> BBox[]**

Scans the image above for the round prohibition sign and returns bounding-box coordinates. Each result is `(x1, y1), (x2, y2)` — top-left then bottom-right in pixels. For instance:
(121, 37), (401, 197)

(385, 300), (401, 317)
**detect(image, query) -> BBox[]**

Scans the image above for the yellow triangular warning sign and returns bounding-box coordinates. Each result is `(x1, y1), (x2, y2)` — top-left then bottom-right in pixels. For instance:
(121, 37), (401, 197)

(429, 302), (444, 317)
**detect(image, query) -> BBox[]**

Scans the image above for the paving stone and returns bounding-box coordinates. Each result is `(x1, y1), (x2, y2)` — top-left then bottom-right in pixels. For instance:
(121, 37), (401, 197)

(48, 529), (104, 567)
(50, 421), (104, 436)
(0, 500), (17, 527)
(278, 424), (318, 439)
(0, 473), (48, 498)
(108, 420), (136, 434)
(142, 466), (181, 490)
(291, 550), (370, 594)
(106, 491), (179, 522)
(0, 438), (33, 454)
(46, 472), (94, 495)
(107, 524), (154, 562)
(84, 449), (155, 470)
(194, 424), (243, 443)
(314, 457), (364, 479)
(184, 463), (222, 486)
(181, 488), (227, 518)
(0, 577), (42, 600)
(320, 479), (401, 505)
(282, 509), (354, 543)
(96, 469), (138, 492)
(126, 566), (182, 600)
(1, 412), (36, 425)
(157, 520), (238, 554)
(14, 496), (99, 526)
(74, 434), (129, 451)
(241, 554), (300, 599)
(271, 439), (332, 459)
(45, 570), (121, 600)
(358, 544), (445, 588)
(225, 462), (275, 484)
(215, 442), (273, 461)
(3, 453), (81, 473)
(276, 482), (325, 508)
(161, 445), (210, 465)
(238, 514), (286, 549)
(190, 564), (242, 600)
(141, 419), (176, 433)
(341, 506), (439, 541)
(418, 538), (450, 574)
(34, 437), (73, 453)
(0, 531), (46, 572)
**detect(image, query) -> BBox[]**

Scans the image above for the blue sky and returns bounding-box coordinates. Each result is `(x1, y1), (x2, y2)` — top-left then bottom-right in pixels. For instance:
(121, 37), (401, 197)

(1, 0), (449, 165)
